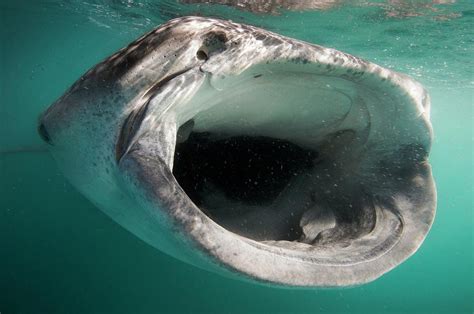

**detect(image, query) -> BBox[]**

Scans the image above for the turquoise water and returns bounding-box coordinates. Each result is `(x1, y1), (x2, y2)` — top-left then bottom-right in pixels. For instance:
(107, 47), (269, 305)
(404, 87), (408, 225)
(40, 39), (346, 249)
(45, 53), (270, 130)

(1, 1), (472, 313)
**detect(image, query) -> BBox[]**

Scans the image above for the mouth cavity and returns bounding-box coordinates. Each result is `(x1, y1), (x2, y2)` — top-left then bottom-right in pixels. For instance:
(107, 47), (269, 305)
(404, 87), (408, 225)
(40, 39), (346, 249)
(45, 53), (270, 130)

(168, 66), (404, 264)
(174, 132), (319, 242)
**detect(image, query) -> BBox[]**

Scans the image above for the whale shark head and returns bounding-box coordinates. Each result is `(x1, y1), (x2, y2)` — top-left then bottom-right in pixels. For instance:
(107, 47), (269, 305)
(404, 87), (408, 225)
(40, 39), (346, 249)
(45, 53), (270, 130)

(39, 16), (436, 287)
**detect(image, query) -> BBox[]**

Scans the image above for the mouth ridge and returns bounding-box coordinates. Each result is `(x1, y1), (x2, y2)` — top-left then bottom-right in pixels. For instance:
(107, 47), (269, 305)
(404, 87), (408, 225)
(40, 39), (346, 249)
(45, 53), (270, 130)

(116, 67), (195, 163)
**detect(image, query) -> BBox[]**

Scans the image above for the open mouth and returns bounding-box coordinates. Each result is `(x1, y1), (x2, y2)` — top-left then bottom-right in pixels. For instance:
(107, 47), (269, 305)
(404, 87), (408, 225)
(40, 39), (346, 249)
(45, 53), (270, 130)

(167, 65), (407, 266)
(113, 57), (434, 286)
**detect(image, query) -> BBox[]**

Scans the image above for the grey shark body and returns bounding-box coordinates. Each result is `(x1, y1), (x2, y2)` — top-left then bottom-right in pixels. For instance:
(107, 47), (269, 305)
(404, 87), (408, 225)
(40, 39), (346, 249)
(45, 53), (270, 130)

(39, 16), (436, 287)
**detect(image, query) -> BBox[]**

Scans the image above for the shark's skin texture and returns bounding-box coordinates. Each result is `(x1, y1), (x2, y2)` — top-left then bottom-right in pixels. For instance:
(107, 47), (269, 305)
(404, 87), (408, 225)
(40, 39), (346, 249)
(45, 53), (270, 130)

(39, 16), (436, 287)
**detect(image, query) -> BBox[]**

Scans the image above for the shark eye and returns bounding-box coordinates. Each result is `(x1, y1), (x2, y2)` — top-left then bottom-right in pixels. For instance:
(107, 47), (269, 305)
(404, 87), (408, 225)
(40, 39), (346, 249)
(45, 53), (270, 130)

(196, 31), (228, 61)
(196, 49), (208, 60)
(38, 122), (52, 144)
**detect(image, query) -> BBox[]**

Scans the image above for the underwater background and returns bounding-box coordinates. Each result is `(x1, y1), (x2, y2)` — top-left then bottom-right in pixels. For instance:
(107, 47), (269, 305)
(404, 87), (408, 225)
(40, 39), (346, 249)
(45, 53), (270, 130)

(1, 0), (472, 313)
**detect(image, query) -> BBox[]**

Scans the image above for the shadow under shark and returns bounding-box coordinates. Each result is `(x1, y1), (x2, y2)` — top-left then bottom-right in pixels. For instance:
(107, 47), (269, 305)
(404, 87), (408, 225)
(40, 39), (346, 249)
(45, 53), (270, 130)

(39, 16), (436, 287)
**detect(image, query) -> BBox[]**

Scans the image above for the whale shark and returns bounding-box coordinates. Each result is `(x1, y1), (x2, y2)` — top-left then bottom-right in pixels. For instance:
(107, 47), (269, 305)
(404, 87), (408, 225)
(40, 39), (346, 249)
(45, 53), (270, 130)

(38, 16), (436, 287)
